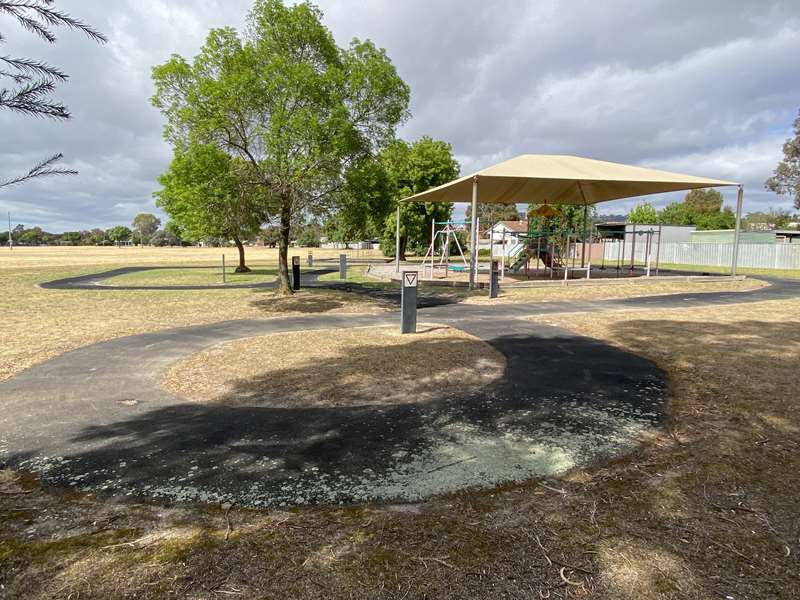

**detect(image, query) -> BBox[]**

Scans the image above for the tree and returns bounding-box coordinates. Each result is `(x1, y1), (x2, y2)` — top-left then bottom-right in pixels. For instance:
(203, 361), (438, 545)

(684, 188), (723, 214)
(297, 225), (321, 247)
(152, 0), (410, 293)
(0, 1), (105, 189)
(465, 203), (522, 229)
(19, 227), (44, 245)
(131, 213), (161, 245)
(60, 231), (81, 244)
(627, 202), (658, 224)
(155, 143), (266, 271)
(658, 189), (734, 230)
(107, 226), (132, 243)
(324, 157), (393, 243)
(766, 109), (800, 209)
(379, 137), (460, 259)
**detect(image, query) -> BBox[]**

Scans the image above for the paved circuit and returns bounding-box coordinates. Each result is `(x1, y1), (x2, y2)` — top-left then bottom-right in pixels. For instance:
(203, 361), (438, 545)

(2, 271), (797, 508)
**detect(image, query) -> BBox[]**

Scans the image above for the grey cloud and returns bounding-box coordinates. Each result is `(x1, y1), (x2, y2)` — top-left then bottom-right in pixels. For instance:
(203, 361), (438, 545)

(1, 0), (798, 231)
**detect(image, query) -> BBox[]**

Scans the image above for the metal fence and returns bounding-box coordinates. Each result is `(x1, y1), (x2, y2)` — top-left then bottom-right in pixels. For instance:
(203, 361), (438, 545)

(602, 241), (800, 270)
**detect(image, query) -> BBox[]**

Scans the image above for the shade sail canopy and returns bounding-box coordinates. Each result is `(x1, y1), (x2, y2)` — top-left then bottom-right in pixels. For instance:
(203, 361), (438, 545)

(402, 154), (738, 205)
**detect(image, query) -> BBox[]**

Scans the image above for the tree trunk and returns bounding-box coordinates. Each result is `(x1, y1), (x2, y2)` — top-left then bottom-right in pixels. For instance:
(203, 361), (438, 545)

(399, 235), (407, 261)
(233, 236), (251, 273)
(277, 201), (292, 295)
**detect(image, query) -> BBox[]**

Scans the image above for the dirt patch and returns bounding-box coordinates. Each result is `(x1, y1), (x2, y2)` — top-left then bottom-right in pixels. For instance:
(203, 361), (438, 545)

(161, 325), (506, 407)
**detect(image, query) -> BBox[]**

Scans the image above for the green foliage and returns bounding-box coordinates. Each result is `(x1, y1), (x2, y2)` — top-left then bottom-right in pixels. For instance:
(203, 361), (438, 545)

(378, 136), (460, 257)
(297, 225), (321, 247)
(659, 190), (735, 230)
(684, 188), (723, 214)
(107, 226), (132, 242)
(131, 213), (161, 243)
(745, 208), (793, 230)
(155, 144), (265, 247)
(627, 202), (658, 224)
(151, 0), (410, 292)
(766, 109), (800, 209)
(59, 231), (82, 244)
(465, 203), (521, 229)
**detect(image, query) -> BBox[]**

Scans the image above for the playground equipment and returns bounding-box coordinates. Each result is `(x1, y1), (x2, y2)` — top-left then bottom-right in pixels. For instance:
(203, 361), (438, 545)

(513, 204), (594, 280)
(595, 223), (663, 276)
(421, 219), (474, 279)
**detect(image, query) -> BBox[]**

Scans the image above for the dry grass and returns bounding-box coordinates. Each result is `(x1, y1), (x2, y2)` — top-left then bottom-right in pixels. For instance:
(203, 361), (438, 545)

(0, 245), (381, 270)
(162, 325), (506, 407)
(2, 249), (799, 599)
(0, 266), (386, 382)
(464, 277), (767, 304)
(162, 325), (505, 408)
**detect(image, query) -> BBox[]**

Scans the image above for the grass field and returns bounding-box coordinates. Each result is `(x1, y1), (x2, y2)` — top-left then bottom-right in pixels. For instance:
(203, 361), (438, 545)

(0, 248), (387, 382)
(1, 247), (799, 598)
(105, 266), (278, 286)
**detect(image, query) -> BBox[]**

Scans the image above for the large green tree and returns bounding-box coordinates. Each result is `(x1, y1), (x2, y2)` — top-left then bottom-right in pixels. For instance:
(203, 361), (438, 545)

(151, 0), (409, 293)
(131, 213), (161, 245)
(156, 143), (266, 271)
(659, 189), (735, 230)
(627, 202), (658, 224)
(379, 137), (460, 259)
(766, 109), (800, 209)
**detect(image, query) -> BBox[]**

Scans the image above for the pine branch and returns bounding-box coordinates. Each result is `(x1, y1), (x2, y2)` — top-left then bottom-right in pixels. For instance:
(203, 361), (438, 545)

(0, 79), (69, 117)
(1, 55), (67, 81)
(0, 153), (77, 189)
(0, 1), (107, 44)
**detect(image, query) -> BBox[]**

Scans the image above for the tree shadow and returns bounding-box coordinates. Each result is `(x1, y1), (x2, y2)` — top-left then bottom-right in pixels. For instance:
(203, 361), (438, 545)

(2, 330), (667, 507)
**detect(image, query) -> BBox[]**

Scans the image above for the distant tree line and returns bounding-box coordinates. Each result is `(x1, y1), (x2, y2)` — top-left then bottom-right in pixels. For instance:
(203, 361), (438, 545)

(627, 188), (799, 231)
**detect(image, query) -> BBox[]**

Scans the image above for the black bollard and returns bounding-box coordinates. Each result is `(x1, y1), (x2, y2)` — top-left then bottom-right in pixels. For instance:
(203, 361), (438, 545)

(489, 259), (500, 299)
(339, 253), (347, 279)
(307, 252), (313, 267)
(292, 255), (300, 291)
(401, 270), (418, 334)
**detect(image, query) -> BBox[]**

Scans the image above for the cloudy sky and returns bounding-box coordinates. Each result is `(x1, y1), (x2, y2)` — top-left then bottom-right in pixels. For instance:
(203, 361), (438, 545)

(1, 0), (799, 231)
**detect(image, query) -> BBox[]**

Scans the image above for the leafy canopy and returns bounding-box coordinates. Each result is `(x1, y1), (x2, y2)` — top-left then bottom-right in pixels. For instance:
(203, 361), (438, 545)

(766, 109), (800, 209)
(155, 143), (265, 244)
(151, 0), (409, 291)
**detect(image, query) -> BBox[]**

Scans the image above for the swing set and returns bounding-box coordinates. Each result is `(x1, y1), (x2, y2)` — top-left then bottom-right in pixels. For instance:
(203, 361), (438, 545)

(421, 219), (478, 279)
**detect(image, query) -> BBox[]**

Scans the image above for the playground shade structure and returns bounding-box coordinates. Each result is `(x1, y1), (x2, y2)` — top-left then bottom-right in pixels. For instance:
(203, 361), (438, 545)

(401, 154), (737, 205)
(398, 154), (742, 286)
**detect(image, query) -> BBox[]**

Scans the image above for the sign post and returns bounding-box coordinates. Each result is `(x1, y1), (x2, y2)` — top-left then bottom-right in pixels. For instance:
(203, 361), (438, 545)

(339, 253), (347, 279)
(489, 259), (500, 299)
(292, 255), (301, 291)
(401, 270), (418, 334)
(222, 254), (226, 284)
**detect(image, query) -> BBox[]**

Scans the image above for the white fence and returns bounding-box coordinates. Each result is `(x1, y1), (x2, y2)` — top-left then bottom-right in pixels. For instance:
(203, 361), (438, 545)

(602, 241), (800, 270)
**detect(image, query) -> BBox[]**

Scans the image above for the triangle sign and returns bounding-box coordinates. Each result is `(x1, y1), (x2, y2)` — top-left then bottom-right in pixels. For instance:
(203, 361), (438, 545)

(404, 272), (418, 287)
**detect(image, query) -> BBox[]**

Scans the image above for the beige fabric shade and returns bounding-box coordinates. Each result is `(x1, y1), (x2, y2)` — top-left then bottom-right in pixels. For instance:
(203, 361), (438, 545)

(402, 154), (739, 205)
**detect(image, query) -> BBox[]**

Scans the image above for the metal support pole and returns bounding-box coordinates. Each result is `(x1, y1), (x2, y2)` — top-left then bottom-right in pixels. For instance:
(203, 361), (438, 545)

(630, 224), (636, 273)
(339, 253), (347, 279)
(469, 176), (479, 289)
(732, 185), (744, 276)
(501, 229), (506, 281)
(222, 254), (226, 284)
(395, 205), (401, 273)
(400, 270), (418, 334)
(655, 224), (662, 276)
(7, 211), (12, 251)
(489, 259), (500, 298)
(581, 204), (588, 268)
(292, 255), (300, 291)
